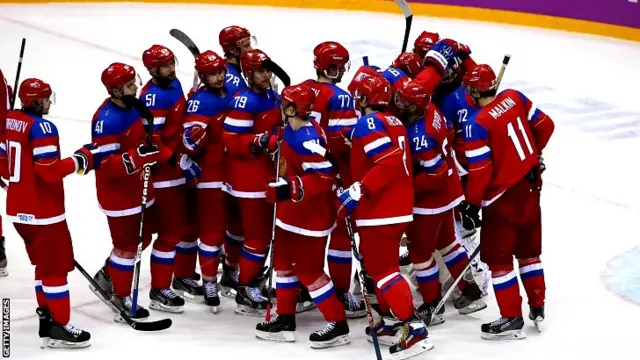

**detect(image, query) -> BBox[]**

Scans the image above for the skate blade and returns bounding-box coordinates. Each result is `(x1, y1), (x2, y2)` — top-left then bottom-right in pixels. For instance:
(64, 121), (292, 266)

(0, 268), (8, 277)
(113, 313), (149, 324)
(387, 338), (434, 360)
(295, 302), (316, 314)
(457, 299), (487, 315)
(367, 335), (396, 347)
(533, 317), (543, 333)
(255, 330), (295, 343)
(235, 305), (267, 317)
(149, 300), (185, 314)
(481, 329), (526, 341)
(219, 285), (237, 299)
(173, 289), (203, 303)
(45, 338), (91, 349)
(427, 315), (445, 327)
(209, 305), (219, 314)
(40, 337), (50, 349)
(310, 334), (351, 349)
(346, 309), (368, 319)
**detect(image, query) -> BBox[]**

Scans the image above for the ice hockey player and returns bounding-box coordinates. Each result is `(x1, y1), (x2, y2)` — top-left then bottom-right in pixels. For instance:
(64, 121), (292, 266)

(337, 74), (433, 357)
(381, 52), (422, 90)
(395, 81), (486, 326)
(138, 44), (201, 312)
(0, 68), (8, 277)
(4, 78), (98, 348)
(219, 25), (253, 95)
(412, 31), (440, 60)
(222, 49), (281, 316)
(300, 41), (366, 318)
(461, 64), (554, 339)
(181, 50), (235, 313)
(91, 63), (172, 321)
(255, 84), (351, 348)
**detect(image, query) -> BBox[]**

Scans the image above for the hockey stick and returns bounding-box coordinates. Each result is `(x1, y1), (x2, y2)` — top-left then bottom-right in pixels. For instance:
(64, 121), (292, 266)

(264, 137), (282, 322)
(344, 217), (383, 360)
(262, 59), (290, 87)
(9, 38), (26, 110)
(496, 54), (512, 89)
(123, 95), (159, 318)
(169, 29), (201, 56)
(393, 0), (413, 53)
(74, 260), (172, 331)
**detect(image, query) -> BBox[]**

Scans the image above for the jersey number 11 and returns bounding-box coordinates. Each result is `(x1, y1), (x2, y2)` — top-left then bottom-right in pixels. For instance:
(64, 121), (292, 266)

(507, 117), (534, 161)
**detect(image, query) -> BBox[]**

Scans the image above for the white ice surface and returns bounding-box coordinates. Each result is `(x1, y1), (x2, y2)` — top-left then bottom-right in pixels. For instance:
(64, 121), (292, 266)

(1, 3), (640, 359)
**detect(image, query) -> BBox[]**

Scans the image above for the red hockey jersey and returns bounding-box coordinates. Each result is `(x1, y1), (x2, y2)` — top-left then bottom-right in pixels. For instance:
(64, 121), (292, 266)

(139, 79), (186, 188)
(275, 121), (337, 237)
(349, 111), (413, 227)
(0, 69), (8, 179)
(463, 89), (555, 207)
(222, 88), (281, 198)
(4, 111), (76, 224)
(407, 103), (464, 215)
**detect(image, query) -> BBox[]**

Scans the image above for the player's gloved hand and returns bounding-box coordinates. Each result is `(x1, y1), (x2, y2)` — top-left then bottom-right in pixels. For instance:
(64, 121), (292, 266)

(250, 131), (280, 154)
(458, 201), (481, 230)
(183, 125), (208, 153)
(337, 181), (364, 218)
(179, 153), (201, 183)
(425, 39), (463, 75)
(72, 143), (100, 175)
(539, 155), (546, 174)
(122, 143), (160, 175)
(265, 176), (304, 203)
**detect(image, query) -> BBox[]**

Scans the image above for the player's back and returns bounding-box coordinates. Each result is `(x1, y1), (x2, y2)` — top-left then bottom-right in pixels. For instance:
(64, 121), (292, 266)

(225, 63), (247, 96)
(467, 89), (541, 199)
(277, 121), (336, 234)
(302, 80), (357, 133)
(350, 111), (413, 226)
(5, 111), (66, 223)
(381, 67), (410, 92)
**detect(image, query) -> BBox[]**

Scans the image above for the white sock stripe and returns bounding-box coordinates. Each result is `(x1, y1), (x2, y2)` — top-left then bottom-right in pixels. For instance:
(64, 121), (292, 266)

(519, 263), (543, 274)
(415, 266), (438, 278)
(42, 284), (69, 294)
(34, 280), (43, 287)
(151, 249), (176, 258)
(492, 271), (517, 285)
(110, 253), (135, 266)
(327, 249), (352, 258)
(412, 258), (434, 270)
(225, 231), (245, 241)
(198, 243), (220, 252)
(439, 240), (457, 255)
(443, 247), (466, 263)
(309, 280), (334, 299)
(275, 275), (300, 283)
(377, 272), (401, 289)
(176, 241), (198, 249)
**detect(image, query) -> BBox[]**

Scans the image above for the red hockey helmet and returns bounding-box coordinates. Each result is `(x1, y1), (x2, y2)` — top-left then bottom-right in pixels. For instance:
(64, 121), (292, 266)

(313, 41), (350, 74)
(19, 78), (53, 108)
(347, 66), (380, 96)
(392, 52), (423, 79)
(463, 64), (497, 96)
(219, 25), (252, 54)
(280, 84), (315, 118)
(413, 31), (440, 58)
(355, 74), (391, 107)
(101, 62), (137, 93)
(195, 50), (227, 74)
(142, 45), (175, 69)
(395, 81), (431, 110)
(240, 49), (270, 78)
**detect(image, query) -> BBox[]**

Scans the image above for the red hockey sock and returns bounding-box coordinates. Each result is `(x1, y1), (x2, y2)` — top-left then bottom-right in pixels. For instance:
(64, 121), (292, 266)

(491, 266), (523, 317)
(441, 243), (469, 290)
(34, 279), (46, 308)
(374, 286), (391, 314)
(275, 273), (300, 315)
(224, 231), (243, 266)
(413, 259), (440, 304)
(327, 249), (353, 292)
(518, 258), (546, 308)
(107, 252), (135, 297)
(198, 242), (221, 282)
(173, 240), (198, 279)
(239, 246), (266, 286)
(303, 275), (346, 322)
(150, 245), (175, 290)
(377, 272), (414, 321)
(41, 276), (70, 325)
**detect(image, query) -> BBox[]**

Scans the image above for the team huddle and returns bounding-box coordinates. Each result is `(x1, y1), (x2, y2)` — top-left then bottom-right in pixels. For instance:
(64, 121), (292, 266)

(0, 23), (554, 360)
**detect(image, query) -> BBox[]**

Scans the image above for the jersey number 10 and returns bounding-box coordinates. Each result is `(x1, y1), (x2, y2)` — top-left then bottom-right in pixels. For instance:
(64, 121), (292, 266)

(7, 141), (21, 183)
(507, 116), (534, 161)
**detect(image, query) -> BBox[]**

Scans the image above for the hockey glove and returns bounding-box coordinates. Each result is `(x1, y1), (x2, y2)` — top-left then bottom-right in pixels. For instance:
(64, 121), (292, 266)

(250, 131), (280, 154)
(337, 182), (363, 218)
(425, 39), (463, 75)
(72, 143), (100, 175)
(458, 201), (482, 230)
(122, 144), (160, 175)
(265, 176), (304, 203)
(179, 154), (202, 183)
(183, 125), (208, 153)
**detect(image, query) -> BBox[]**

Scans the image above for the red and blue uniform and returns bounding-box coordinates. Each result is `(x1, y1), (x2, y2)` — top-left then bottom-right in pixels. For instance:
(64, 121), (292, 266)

(439, 86), (479, 174)
(464, 89), (554, 319)
(225, 63), (247, 96)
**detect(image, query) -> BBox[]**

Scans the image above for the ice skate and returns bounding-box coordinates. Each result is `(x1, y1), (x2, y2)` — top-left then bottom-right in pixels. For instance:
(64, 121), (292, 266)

(149, 288), (185, 313)
(388, 318), (434, 360)
(36, 307), (51, 348)
(203, 281), (220, 314)
(365, 313), (402, 346)
(309, 320), (351, 349)
(172, 276), (204, 301)
(235, 284), (269, 316)
(529, 305), (545, 333)
(453, 278), (487, 315)
(296, 286), (316, 313)
(219, 263), (239, 298)
(337, 289), (366, 318)
(0, 236), (8, 277)
(45, 322), (91, 349)
(89, 261), (113, 301)
(481, 316), (526, 340)
(416, 301), (445, 326)
(255, 314), (296, 342)
(111, 295), (150, 323)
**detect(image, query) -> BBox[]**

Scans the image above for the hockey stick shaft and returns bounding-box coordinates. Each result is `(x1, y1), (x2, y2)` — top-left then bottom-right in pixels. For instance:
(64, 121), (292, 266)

(431, 245), (480, 317)
(9, 38), (26, 110)
(393, 0), (413, 53)
(264, 140), (282, 322)
(495, 54), (512, 89)
(344, 218), (383, 360)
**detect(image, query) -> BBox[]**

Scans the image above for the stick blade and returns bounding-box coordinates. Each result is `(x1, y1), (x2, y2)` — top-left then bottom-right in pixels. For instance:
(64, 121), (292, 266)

(127, 315), (173, 331)
(169, 29), (200, 56)
(262, 59), (290, 87)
